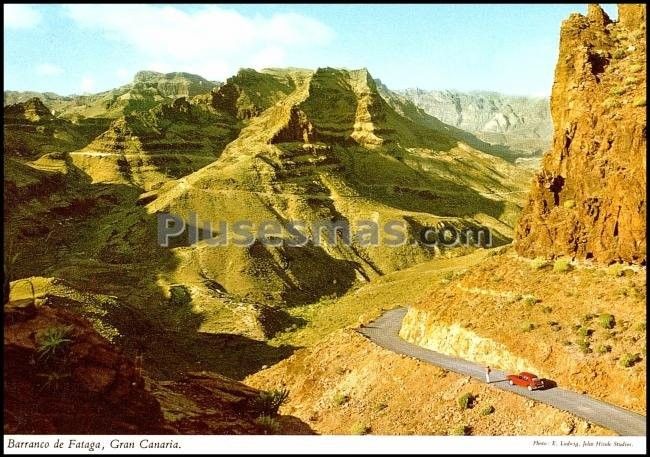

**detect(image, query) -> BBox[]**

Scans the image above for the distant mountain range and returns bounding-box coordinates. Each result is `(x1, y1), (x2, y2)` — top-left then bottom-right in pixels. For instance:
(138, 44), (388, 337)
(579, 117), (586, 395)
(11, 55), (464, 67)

(5, 72), (551, 161)
(396, 86), (552, 157)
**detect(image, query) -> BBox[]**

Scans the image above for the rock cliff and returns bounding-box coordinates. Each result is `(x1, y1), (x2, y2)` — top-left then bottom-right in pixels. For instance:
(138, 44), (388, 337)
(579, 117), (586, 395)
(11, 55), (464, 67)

(515, 4), (646, 264)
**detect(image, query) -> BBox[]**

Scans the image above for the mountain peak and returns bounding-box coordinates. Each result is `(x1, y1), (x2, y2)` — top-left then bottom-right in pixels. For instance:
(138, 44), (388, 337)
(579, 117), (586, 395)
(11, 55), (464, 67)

(4, 97), (54, 122)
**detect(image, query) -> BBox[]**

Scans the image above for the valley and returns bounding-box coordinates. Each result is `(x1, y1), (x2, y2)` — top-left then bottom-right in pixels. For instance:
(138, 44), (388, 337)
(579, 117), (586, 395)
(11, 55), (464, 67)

(3, 3), (646, 439)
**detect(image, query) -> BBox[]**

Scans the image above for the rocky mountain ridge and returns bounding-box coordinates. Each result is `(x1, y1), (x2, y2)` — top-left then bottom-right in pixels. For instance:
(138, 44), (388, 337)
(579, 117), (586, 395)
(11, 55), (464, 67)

(515, 3), (646, 264)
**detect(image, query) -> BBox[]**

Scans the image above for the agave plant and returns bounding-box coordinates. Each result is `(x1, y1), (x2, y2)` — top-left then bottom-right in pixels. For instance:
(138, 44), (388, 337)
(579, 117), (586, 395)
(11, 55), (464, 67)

(36, 325), (73, 360)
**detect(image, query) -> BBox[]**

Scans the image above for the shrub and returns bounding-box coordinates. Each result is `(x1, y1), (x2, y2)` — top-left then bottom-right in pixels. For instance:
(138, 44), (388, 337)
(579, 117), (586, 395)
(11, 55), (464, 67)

(608, 264), (630, 277)
(350, 422), (371, 435)
(36, 326), (73, 360)
(542, 306), (553, 314)
(523, 295), (540, 306)
(521, 322), (536, 333)
(332, 393), (350, 406)
(256, 415), (281, 434)
(620, 353), (641, 368)
(563, 199), (576, 209)
(37, 370), (72, 391)
(251, 388), (290, 416)
(629, 64), (643, 73)
(578, 327), (593, 338)
(636, 322), (646, 332)
(441, 271), (454, 281)
(530, 257), (549, 270)
(577, 339), (592, 354)
(458, 393), (475, 410)
(602, 98), (622, 110)
(611, 86), (626, 96)
(633, 97), (646, 107)
(450, 425), (471, 436)
(624, 76), (639, 86)
(611, 49), (626, 59)
(480, 405), (495, 416)
(169, 285), (191, 306)
(598, 314), (616, 329)
(597, 344), (612, 354)
(553, 259), (571, 273)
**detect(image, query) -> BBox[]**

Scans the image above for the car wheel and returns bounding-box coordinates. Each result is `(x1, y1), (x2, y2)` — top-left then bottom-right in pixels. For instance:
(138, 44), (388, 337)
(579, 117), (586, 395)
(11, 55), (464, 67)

(527, 385), (533, 391)
(509, 380), (514, 386)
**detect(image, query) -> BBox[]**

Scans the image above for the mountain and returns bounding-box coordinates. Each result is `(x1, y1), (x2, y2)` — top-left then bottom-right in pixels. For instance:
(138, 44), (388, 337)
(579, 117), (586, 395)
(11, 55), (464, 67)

(4, 71), (218, 120)
(4, 66), (530, 347)
(143, 67), (531, 307)
(396, 87), (553, 160)
(3, 97), (106, 158)
(515, 4), (646, 264)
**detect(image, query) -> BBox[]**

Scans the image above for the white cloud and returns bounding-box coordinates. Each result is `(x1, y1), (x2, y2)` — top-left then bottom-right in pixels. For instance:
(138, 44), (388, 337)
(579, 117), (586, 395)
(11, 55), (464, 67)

(36, 63), (64, 76)
(4, 4), (42, 28)
(80, 75), (96, 94)
(248, 46), (287, 70)
(64, 5), (333, 81)
(115, 67), (133, 83)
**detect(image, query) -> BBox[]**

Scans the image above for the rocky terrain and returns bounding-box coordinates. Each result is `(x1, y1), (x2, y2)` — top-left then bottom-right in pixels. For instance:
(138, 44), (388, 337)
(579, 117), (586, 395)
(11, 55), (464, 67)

(3, 4), (646, 436)
(4, 285), (311, 435)
(516, 4), (646, 264)
(400, 247), (646, 414)
(248, 328), (610, 436)
(397, 87), (552, 159)
(4, 295), (168, 433)
(391, 3), (646, 427)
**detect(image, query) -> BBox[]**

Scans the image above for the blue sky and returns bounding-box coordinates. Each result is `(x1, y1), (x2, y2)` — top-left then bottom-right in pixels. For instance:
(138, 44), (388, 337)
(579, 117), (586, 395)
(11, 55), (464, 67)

(4, 4), (617, 96)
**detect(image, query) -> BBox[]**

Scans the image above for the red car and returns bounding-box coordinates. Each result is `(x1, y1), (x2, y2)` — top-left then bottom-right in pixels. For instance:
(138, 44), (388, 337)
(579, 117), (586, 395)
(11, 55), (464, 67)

(507, 372), (545, 391)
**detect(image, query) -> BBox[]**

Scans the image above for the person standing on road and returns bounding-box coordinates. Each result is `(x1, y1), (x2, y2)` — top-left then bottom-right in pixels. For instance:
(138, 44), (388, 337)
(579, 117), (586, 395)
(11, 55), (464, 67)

(485, 365), (491, 384)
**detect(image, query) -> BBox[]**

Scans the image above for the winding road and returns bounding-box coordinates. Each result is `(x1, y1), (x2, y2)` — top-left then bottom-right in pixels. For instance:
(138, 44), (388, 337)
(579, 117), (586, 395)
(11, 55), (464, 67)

(358, 307), (646, 436)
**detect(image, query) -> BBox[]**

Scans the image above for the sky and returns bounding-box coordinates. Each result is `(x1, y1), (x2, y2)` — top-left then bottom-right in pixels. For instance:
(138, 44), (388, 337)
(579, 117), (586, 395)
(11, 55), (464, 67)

(4, 4), (618, 97)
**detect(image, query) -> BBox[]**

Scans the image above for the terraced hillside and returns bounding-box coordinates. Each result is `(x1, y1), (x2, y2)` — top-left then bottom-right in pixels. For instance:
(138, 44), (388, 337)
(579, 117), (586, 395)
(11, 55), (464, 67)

(5, 67), (531, 378)
(145, 67), (531, 309)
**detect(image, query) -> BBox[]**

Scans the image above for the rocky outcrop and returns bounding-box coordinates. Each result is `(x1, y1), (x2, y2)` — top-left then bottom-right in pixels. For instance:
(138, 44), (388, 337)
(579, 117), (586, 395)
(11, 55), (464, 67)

(3, 299), (168, 433)
(3, 292), (313, 434)
(515, 4), (646, 264)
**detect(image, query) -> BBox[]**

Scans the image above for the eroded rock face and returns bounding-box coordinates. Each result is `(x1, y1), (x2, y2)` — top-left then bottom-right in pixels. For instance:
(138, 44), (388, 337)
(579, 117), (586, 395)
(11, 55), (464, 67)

(515, 4), (646, 264)
(3, 300), (168, 434)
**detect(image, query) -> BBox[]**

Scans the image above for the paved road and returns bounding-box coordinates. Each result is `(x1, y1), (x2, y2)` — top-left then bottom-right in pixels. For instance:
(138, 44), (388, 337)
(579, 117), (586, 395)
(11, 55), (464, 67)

(358, 307), (646, 436)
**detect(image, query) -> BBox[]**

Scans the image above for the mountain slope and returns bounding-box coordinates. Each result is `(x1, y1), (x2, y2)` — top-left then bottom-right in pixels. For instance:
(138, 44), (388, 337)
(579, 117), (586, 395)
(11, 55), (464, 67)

(144, 67), (531, 307)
